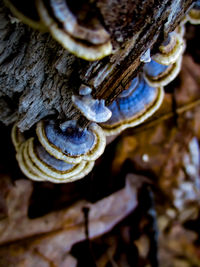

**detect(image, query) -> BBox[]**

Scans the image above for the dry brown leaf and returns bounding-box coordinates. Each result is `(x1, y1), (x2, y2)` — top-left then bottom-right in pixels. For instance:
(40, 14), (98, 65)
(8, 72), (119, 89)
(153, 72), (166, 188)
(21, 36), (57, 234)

(175, 55), (200, 106)
(159, 223), (200, 267)
(0, 174), (140, 266)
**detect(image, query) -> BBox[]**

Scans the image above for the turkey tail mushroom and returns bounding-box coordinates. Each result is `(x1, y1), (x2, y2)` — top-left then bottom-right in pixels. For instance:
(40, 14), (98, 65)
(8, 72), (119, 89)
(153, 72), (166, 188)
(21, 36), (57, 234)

(49, 0), (110, 45)
(12, 121), (97, 183)
(11, 123), (26, 151)
(4, 0), (47, 30)
(152, 31), (185, 65)
(100, 76), (164, 136)
(187, 1), (200, 24)
(16, 138), (95, 183)
(72, 94), (112, 123)
(36, 0), (112, 60)
(36, 120), (106, 164)
(143, 56), (182, 87)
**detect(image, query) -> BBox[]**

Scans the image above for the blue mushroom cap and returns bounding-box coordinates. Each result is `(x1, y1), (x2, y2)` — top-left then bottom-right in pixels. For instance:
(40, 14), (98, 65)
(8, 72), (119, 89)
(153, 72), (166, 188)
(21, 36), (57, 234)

(103, 77), (159, 126)
(118, 76), (139, 98)
(35, 140), (74, 171)
(44, 120), (96, 157)
(72, 95), (112, 123)
(143, 60), (168, 77)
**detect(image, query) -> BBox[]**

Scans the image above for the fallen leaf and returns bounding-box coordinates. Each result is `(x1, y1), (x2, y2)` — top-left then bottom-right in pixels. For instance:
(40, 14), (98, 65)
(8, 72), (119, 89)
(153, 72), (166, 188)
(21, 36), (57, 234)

(0, 174), (140, 266)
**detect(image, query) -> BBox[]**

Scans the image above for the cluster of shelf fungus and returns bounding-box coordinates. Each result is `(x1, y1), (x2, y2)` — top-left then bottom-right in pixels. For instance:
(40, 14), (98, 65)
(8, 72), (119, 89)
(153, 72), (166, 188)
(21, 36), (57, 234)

(8, 0), (200, 183)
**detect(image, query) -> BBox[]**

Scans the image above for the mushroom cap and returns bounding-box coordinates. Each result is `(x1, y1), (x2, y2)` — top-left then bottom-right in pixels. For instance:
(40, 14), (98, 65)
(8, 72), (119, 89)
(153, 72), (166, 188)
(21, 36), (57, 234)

(36, 0), (112, 61)
(4, 0), (46, 30)
(175, 24), (186, 37)
(143, 56), (182, 87)
(11, 120), (99, 183)
(101, 77), (164, 136)
(11, 123), (26, 151)
(16, 139), (95, 183)
(28, 138), (87, 178)
(72, 95), (112, 123)
(144, 61), (168, 78)
(118, 76), (139, 98)
(79, 85), (92, 96)
(36, 120), (106, 163)
(140, 48), (151, 63)
(49, 0), (110, 45)
(152, 31), (185, 65)
(187, 2), (200, 25)
(16, 142), (44, 182)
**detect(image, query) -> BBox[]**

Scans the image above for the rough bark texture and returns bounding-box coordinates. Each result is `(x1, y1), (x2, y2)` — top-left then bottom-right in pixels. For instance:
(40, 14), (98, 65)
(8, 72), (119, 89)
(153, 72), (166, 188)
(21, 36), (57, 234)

(0, 0), (194, 131)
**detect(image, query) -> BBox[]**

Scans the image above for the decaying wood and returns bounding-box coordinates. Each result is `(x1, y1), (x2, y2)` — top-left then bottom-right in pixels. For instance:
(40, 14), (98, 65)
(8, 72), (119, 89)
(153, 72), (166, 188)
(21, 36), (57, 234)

(0, 0), (194, 131)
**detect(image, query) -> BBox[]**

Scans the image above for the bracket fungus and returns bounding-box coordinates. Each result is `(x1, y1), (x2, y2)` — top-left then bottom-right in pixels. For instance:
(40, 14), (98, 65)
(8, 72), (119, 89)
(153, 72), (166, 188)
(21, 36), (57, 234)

(36, 0), (112, 61)
(49, 0), (110, 45)
(152, 31), (185, 65)
(17, 138), (94, 183)
(79, 85), (92, 96)
(140, 48), (151, 63)
(11, 119), (106, 183)
(12, 121), (98, 183)
(143, 56), (182, 87)
(176, 24), (186, 38)
(36, 120), (106, 164)
(4, 0), (46, 30)
(72, 94), (112, 123)
(100, 76), (164, 136)
(143, 27), (186, 88)
(11, 123), (26, 151)
(4, 0), (112, 60)
(187, 1), (200, 24)
(17, 142), (44, 182)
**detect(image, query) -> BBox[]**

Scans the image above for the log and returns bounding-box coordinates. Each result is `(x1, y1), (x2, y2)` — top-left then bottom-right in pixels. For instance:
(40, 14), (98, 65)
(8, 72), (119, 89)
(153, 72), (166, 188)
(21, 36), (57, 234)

(0, 0), (194, 131)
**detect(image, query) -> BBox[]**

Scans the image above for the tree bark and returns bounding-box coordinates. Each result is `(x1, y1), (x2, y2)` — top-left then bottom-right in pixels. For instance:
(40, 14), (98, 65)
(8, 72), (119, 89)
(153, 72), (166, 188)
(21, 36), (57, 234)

(0, 0), (194, 131)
